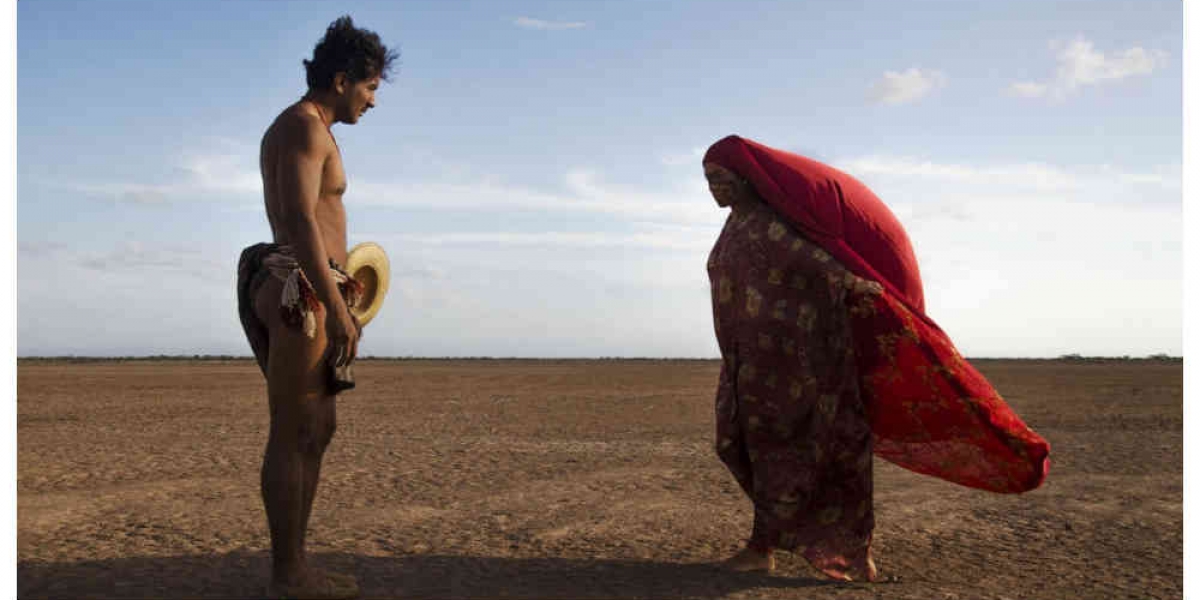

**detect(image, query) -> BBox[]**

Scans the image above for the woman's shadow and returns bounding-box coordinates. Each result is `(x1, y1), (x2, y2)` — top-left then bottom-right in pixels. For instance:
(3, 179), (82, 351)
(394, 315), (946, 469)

(18, 550), (846, 599)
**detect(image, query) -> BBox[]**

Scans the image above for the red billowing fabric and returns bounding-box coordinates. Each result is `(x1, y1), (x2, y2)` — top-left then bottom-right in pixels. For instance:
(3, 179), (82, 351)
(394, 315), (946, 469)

(704, 135), (1049, 493)
(704, 135), (927, 317)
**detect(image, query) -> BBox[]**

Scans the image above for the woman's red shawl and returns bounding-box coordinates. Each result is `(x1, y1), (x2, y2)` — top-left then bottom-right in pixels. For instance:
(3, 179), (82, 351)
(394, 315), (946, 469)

(705, 135), (1049, 493)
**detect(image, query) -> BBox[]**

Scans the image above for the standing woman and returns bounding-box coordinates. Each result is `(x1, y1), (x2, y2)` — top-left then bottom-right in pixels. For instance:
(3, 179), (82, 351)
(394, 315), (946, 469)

(703, 135), (1049, 582)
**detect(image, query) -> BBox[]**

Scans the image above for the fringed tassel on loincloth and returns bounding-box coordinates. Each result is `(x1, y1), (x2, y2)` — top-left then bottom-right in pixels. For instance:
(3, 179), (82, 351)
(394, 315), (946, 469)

(263, 249), (363, 339)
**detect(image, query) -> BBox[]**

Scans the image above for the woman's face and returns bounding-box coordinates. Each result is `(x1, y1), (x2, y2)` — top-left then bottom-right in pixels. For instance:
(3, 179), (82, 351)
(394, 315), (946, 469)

(704, 162), (753, 209)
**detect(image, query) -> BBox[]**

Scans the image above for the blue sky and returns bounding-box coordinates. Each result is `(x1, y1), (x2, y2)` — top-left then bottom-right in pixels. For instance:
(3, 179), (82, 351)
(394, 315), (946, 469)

(16, 0), (1182, 357)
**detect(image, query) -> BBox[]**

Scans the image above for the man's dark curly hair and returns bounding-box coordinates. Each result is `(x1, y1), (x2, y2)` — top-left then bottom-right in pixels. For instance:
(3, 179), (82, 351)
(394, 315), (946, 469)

(304, 15), (398, 91)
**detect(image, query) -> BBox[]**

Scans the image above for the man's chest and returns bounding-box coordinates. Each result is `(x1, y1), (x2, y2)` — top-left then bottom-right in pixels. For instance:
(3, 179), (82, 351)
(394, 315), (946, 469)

(322, 151), (348, 196)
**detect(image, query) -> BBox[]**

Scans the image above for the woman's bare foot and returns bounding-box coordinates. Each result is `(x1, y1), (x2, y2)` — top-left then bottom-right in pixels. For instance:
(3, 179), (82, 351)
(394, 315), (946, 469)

(853, 554), (899, 583)
(266, 567), (360, 599)
(720, 546), (776, 573)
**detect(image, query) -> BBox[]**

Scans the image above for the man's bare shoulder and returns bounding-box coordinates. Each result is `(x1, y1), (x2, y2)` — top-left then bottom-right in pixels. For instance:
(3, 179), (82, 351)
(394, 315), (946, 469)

(263, 104), (334, 156)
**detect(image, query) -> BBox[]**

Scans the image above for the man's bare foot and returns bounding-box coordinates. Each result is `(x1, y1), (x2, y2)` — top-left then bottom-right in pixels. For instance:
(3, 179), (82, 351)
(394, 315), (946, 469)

(720, 546), (776, 573)
(266, 567), (360, 599)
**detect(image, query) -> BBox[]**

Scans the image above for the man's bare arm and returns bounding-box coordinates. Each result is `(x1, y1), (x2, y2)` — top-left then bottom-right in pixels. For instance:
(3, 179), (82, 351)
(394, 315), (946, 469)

(273, 116), (358, 364)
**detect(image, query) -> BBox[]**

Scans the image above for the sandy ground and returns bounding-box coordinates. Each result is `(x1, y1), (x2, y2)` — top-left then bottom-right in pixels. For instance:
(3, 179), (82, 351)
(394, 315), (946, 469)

(17, 358), (1181, 599)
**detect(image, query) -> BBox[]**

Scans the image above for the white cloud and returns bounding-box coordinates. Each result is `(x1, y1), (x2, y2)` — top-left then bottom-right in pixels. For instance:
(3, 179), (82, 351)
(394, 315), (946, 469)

(838, 155), (1180, 193)
(368, 229), (713, 252)
(351, 153), (1181, 357)
(908, 194), (1179, 357)
(659, 147), (705, 167)
(1007, 81), (1049, 98)
(353, 169), (721, 227)
(17, 238), (248, 356)
(69, 182), (178, 204)
(58, 142), (260, 204)
(1010, 36), (1168, 99)
(513, 17), (587, 30)
(23, 240), (231, 283)
(867, 68), (947, 105)
(60, 141), (718, 228)
(20, 140), (1181, 358)
(17, 241), (68, 256)
(825, 154), (1180, 356)
(177, 153), (261, 196)
(1055, 37), (1166, 85)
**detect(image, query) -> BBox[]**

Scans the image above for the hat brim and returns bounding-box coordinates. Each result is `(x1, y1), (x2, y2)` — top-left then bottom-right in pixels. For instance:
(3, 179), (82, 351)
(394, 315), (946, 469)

(345, 242), (391, 327)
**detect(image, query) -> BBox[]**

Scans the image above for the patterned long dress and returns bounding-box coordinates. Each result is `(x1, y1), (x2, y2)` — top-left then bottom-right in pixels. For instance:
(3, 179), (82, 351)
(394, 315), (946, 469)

(708, 200), (882, 581)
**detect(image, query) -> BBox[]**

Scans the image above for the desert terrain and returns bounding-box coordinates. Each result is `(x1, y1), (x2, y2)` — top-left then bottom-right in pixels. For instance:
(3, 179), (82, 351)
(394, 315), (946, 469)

(17, 358), (1181, 599)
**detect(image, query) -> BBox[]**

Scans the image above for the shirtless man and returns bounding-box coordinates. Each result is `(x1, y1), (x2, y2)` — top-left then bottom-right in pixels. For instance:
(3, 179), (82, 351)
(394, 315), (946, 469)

(236, 16), (396, 599)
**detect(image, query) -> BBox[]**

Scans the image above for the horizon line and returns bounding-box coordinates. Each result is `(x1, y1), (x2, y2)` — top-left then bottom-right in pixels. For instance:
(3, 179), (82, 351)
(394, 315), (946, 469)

(15, 354), (1184, 362)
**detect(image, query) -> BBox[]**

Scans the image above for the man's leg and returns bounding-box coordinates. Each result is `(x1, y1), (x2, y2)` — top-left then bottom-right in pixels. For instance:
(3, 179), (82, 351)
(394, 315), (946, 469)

(254, 279), (357, 598)
(296, 389), (336, 565)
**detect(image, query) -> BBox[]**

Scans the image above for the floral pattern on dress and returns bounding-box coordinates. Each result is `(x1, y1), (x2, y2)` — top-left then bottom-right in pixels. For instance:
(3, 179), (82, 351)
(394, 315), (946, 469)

(709, 202), (875, 582)
(708, 200), (1050, 581)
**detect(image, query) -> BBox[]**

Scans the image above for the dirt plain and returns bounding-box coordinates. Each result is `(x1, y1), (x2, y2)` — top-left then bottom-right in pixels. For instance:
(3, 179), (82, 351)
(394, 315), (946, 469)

(16, 358), (1181, 599)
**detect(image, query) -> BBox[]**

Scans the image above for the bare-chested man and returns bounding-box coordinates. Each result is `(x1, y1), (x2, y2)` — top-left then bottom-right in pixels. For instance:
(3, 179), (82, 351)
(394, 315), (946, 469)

(236, 15), (396, 600)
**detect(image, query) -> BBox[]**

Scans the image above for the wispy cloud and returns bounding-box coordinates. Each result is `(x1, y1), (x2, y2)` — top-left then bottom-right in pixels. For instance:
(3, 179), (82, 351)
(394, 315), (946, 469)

(354, 169), (719, 226)
(18, 239), (234, 288)
(17, 241), (69, 256)
(837, 155), (1181, 193)
(19, 151), (1184, 358)
(867, 68), (946, 105)
(74, 241), (231, 282)
(60, 142), (260, 204)
(177, 153), (261, 195)
(513, 17), (587, 31)
(1008, 36), (1167, 99)
(69, 182), (179, 205)
(659, 147), (705, 167)
(367, 229), (712, 251)
(1007, 81), (1049, 98)
(821, 153), (1181, 356)
(59, 139), (723, 235)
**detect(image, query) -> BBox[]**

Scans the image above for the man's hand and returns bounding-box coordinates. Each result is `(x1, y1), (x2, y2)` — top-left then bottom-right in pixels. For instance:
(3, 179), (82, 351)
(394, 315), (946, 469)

(325, 305), (360, 368)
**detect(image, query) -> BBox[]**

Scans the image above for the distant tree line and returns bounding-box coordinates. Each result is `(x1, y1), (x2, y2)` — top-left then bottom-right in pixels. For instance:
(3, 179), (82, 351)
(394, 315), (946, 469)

(1055, 353), (1181, 362)
(17, 354), (248, 363)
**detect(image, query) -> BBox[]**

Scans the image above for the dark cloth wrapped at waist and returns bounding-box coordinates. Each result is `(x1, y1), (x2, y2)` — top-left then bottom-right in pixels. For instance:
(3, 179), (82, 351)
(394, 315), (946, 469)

(237, 242), (365, 392)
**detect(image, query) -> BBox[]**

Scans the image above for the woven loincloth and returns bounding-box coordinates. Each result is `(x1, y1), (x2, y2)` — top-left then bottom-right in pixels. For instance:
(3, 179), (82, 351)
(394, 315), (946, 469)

(237, 243), (364, 376)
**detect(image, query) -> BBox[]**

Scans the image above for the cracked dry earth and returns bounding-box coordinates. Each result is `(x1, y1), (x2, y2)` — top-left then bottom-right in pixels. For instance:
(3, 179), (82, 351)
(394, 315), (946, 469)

(18, 359), (1181, 599)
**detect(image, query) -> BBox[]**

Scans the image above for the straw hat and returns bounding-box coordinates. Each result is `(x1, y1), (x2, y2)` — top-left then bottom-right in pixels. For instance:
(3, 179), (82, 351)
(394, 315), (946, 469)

(345, 242), (390, 326)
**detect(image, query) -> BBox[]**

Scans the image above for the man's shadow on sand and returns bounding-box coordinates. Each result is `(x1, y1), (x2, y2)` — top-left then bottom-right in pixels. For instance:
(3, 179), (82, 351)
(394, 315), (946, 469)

(18, 550), (848, 599)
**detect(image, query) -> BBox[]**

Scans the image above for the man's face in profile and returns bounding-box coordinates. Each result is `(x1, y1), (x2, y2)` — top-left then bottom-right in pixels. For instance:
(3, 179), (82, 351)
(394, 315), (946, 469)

(338, 75), (381, 124)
